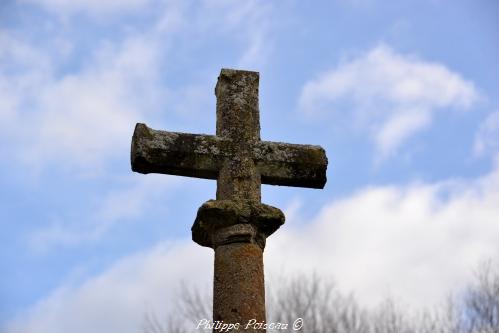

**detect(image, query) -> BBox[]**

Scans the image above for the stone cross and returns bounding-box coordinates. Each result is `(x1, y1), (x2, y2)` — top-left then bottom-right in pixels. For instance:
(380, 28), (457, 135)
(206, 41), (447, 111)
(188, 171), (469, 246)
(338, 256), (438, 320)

(131, 69), (327, 332)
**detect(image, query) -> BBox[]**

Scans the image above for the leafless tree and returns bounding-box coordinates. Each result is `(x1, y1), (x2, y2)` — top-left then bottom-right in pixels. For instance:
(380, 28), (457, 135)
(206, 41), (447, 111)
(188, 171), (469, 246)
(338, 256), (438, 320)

(142, 282), (211, 333)
(459, 261), (499, 333)
(143, 262), (499, 333)
(267, 272), (370, 333)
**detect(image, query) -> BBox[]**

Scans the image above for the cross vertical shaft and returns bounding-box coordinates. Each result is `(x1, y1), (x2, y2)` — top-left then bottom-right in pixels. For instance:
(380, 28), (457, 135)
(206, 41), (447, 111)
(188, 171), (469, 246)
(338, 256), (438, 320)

(213, 70), (265, 329)
(216, 69), (261, 203)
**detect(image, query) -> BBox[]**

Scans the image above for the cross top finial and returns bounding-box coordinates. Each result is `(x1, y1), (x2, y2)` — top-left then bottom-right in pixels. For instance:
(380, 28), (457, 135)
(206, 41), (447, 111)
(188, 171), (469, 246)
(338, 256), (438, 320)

(216, 69), (260, 141)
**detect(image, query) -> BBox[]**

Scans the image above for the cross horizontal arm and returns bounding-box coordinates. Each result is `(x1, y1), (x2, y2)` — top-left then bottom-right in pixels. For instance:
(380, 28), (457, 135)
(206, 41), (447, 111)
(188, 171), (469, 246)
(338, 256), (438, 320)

(131, 123), (328, 189)
(255, 141), (327, 189)
(131, 123), (224, 180)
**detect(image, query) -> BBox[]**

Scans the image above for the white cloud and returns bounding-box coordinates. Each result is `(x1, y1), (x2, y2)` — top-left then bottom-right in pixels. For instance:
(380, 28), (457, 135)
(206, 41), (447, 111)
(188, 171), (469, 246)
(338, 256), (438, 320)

(32, 38), (159, 169)
(21, 0), (151, 16)
(1, 0), (276, 175)
(6, 242), (213, 333)
(267, 164), (499, 308)
(474, 110), (499, 158)
(227, 0), (273, 68)
(182, 0), (274, 69)
(0, 33), (52, 133)
(299, 45), (478, 160)
(0, 80), (18, 124)
(0, 32), (164, 174)
(29, 175), (177, 252)
(9, 163), (499, 331)
(375, 109), (430, 160)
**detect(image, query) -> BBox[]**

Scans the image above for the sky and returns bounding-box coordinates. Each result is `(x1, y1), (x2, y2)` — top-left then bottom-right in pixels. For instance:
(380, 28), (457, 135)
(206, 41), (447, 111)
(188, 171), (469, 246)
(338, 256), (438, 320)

(1, 0), (499, 332)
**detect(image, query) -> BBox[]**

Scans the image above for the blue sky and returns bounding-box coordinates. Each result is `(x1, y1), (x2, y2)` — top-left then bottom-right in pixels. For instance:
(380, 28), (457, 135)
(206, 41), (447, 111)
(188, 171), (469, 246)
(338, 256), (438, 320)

(1, 0), (499, 331)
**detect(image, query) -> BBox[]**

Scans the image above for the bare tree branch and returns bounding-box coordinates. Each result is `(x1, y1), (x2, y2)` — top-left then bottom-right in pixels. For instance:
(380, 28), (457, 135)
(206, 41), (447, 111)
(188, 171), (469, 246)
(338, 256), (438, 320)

(142, 261), (499, 333)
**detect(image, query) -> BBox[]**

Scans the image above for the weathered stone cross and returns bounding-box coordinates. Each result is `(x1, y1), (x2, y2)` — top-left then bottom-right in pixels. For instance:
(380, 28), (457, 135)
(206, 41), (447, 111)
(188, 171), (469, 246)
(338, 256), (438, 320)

(131, 69), (327, 332)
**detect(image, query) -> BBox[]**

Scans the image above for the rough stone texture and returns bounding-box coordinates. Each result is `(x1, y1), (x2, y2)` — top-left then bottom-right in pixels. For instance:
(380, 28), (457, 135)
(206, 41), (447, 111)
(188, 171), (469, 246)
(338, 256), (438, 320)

(215, 69), (262, 202)
(213, 242), (266, 332)
(131, 123), (224, 180)
(131, 126), (327, 188)
(130, 68), (328, 332)
(192, 200), (285, 249)
(256, 141), (327, 188)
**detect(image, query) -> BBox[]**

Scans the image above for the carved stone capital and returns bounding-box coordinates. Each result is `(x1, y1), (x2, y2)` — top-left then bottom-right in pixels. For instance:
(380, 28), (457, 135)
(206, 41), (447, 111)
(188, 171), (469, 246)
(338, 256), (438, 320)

(191, 199), (285, 250)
